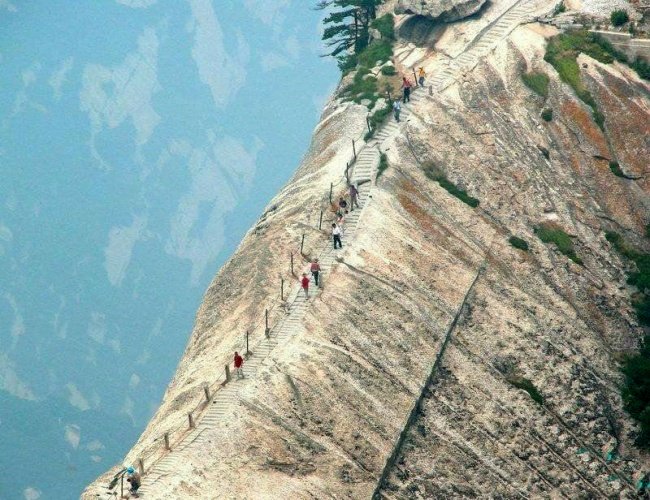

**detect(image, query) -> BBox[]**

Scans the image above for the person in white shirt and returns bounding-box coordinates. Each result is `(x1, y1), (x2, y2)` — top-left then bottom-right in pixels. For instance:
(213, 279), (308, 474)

(332, 223), (342, 249)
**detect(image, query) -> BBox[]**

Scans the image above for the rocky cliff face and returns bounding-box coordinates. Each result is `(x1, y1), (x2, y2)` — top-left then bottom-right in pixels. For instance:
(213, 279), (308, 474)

(396, 0), (487, 22)
(85, 0), (649, 498)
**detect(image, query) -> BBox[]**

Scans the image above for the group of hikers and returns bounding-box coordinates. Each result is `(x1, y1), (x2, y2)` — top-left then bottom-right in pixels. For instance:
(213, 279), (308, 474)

(120, 66), (427, 495)
(392, 66), (426, 123)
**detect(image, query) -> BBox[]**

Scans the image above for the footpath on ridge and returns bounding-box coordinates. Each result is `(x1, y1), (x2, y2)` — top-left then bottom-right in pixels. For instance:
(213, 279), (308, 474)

(93, 2), (560, 494)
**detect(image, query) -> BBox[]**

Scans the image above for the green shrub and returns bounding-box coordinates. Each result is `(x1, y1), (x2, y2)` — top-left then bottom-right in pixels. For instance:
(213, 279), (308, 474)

(544, 31), (615, 130)
(646, 224), (650, 239)
(371, 13), (395, 40)
(535, 223), (583, 264)
(611, 9), (629, 26)
(381, 65), (396, 76)
(522, 71), (550, 98)
(377, 153), (389, 180)
(541, 108), (553, 121)
(607, 232), (650, 449)
(340, 67), (379, 108)
(631, 58), (650, 80)
(358, 40), (393, 68)
(422, 163), (480, 208)
(338, 53), (358, 74)
(605, 231), (650, 319)
(509, 236), (529, 251)
(507, 375), (544, 404)
(554, 1), (566, 14)
(622, 335), (650, 449)
(609, 161), (625, 177)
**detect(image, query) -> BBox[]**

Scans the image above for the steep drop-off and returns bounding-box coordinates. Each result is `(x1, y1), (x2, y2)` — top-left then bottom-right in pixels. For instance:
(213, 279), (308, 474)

(85, 0), (649, 498)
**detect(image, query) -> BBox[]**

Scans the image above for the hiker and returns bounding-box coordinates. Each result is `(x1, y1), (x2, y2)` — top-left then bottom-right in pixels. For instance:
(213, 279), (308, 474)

(349, 184), (359, 210)
(126, 467), (141, 497)
(338, 197), (348, 214)
(332, 223), (342, 249)
(402, 76), (412, 103)
(393, 99), (401, 122)
(418, 67), (426, 87)
(301, 273), (310, 299)
(337, 211), (346, 232)
(310, 259), (321, 287)
(234, 351), (244, 379)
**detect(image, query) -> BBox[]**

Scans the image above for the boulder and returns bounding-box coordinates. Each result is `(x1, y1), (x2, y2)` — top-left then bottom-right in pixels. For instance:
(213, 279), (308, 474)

(395, 0), (487, 22)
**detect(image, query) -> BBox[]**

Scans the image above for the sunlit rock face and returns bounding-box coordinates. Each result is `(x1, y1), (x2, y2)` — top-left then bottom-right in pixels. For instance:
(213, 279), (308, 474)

(84, 0), (649, 498)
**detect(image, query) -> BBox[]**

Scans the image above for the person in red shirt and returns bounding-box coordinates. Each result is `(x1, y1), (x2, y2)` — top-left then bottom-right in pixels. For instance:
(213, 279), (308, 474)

(310, 259), (321, 287)
(234, 351), (244, 379)
(402, 76), (412, 103)
(301, 272), (310, 300)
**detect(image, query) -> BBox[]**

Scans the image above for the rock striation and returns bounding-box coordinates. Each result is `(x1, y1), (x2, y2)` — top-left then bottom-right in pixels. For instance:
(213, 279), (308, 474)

(85, 0), (650, 497)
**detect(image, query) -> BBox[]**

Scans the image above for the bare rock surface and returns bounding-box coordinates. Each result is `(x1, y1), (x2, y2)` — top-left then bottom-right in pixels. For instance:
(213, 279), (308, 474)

(84, 2), (650, 498)
(396, 0), (488, 22)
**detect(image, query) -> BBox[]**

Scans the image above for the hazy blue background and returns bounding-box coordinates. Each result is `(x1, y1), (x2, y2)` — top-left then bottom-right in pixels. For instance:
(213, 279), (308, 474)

(0, 1), (337, 498)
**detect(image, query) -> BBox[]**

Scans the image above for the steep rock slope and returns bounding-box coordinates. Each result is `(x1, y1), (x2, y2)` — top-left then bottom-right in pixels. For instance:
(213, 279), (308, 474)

(84, 4), (649, 499)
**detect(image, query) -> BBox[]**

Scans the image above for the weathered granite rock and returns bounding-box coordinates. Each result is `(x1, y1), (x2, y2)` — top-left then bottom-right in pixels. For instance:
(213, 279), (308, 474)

(396, 0), (487, 22)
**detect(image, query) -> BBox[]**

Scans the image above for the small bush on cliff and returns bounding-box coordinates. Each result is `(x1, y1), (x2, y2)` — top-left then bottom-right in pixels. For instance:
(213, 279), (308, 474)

(605, 231), (650, 325)
(621, 339), (650, 449)
(611, 9), (629, 26)
(522, 71), (550, 98)
(535, 223), (583, 265)
(631, 58), (650, 80)
(381, 64), (396, 76)
(609, 161), (626, 177)
(509, 236), (529, 251)
(541, 108), (553, 121)
(376, 153), (389, 180)
(506, 375), (544, 404)
(423, 163), (480, 208)
(371, 13), (395, 40)
(358, 39), (393, 68)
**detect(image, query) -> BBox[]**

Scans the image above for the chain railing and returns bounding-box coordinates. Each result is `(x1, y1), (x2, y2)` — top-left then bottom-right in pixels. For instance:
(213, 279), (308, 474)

(106, 113), (381, 491)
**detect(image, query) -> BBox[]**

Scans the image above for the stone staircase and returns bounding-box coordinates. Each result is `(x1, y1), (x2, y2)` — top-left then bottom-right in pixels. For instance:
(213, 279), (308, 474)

(134, 155), (377, 498)
(108, 1), (546, 493)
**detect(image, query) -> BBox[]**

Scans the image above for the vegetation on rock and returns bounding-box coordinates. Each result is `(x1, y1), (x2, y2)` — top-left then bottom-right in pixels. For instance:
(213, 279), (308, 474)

(606, 231), (650, 449)
(535, 223), (583, 264)
(377, 153), (389, 179)
(506, 375), (544, 404)
(609, 161), (625, 177)
(423, 163), (480, 208)
(541, 108), (553, 121)
(522, 71), (550, 98)
(610, 9), (629, 26)
(509, 236), (529, 251)
(371, 13), (395, 40)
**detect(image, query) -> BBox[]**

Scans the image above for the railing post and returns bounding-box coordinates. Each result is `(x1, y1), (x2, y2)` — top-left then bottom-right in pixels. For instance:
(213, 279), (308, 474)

(203, 384), (211, 402)
(225, 364), (231, 382)
(366, 115), (371, 132)
(138, 458), (144, 475)
(246, 330), (250, 355)
(345, 161), (349, 183)
(164, 433), (170, 451)
(387, 88), (392, 102)
(352, 139), (356, 161)
(281, 278), (284, 301)
(265, 309), (270, 338)
(318, 210), (323, 230)
(429, 84), (433, 96)
(188, 413), (195, 428)
(329, 182), (333, 204)
(290, 252), (294, 275)
(300, 234), (305, 254)
(412, 68), (418, 86)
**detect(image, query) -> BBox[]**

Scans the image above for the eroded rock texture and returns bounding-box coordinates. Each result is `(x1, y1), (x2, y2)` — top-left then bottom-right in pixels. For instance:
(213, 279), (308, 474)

(85, 9), (649, 500)
(396, 0), (487, 22)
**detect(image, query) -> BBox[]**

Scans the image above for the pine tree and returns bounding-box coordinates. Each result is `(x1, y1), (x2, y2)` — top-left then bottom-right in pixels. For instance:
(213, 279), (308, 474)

(317, 0), (380, 67)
